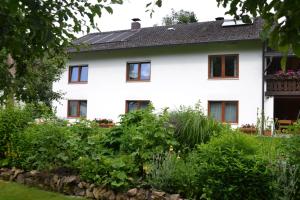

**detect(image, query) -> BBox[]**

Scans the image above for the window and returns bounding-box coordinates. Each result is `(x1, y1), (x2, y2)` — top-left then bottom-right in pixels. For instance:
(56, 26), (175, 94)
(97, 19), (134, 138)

(209, 55), (238, 78)
(69, 65), (88, 83)
(126, 100), (150, 112)
(127, 62), (151, 81)
(68, 100), (87, 118)
(208, 101), (238, 123)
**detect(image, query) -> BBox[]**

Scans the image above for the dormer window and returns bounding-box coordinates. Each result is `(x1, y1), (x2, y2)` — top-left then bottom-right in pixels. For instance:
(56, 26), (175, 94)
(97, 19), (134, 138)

(127, 62), (151, 81)
(69, 65), (88, 83)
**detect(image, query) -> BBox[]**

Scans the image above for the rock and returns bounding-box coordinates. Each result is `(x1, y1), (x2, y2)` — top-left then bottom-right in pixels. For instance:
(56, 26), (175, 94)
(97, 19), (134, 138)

(25, 177), (36, 186)
(29, 170), (39, 176)
(101, 190), (115, 200)
(11, 169), (24, 181)
(152, 191), (165, 197)
(78, 181), (89, 189)
(74, 187), (86, 196)
(63, 175), (78, 184)
(16, 174), (25, 184)
(93, 187), (106, 200)
(115, 193), (128, 200)
(127, 188), (138, 197)
(169, 194), (180, 200)
(0, 171), (12, 181)
(151, 191), (166, 200)
(86, 188), (95, 199)
(50, 175), (59, 189)
(136, 189), (147, 199)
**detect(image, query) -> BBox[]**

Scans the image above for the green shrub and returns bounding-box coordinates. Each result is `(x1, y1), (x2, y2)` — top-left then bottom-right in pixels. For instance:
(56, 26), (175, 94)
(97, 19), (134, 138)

(279, 136), (300, 199)
(75, 106), (177, 190)
(69, 119), (102, 140)
(148, 153), (197, 197)
(103, 106), (177, 177)
(194, 133), (276, 200)
(148, 133), (277, 199)
(286, 120), (300, 134)
(75, 153), (137, 190)
(24, 103), (55, 120)
(15, 122), (79, 170)
(0, 106), (33, 166)
(169, 103), (225, 149)
(274, 161), (298, 200)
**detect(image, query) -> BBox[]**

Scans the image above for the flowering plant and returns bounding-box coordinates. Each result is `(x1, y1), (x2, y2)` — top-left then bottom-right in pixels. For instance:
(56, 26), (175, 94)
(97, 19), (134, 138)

(240, 124), (256, 128)
(94, 118), (113, 124)
(272, 69), (300, 78)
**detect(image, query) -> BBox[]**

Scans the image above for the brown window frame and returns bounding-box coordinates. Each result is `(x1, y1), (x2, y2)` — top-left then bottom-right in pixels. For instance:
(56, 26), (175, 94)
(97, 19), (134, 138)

(67, 100), (87, 118)
(208, 54), (239, 79)
(126, 62), (151, 82)
(208, 101), (239, 124)
(125, 100), (151, 113)
(69, 65), (88, 83)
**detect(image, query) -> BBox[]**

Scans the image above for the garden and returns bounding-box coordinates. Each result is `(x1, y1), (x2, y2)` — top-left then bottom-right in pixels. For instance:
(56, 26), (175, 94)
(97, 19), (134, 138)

(0, 103), (299, 200)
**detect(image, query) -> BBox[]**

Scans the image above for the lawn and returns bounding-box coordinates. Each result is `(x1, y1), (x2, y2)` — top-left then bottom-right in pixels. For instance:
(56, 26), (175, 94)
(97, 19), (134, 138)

(0, 180), (86, 200)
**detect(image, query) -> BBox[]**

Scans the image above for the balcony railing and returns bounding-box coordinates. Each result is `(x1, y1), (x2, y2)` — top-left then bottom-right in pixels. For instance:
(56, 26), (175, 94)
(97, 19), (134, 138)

(265, 75), (300, 96)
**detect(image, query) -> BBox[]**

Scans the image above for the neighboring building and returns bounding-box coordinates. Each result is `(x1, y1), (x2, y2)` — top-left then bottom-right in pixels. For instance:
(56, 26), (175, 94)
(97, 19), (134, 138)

(53, 18), (300, 128)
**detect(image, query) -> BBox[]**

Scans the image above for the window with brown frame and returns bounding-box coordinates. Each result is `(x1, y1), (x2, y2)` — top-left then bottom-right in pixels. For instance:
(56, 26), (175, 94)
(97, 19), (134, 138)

(127, 62), (151, 81)
(125, 100), (150, 113)
(69, 65), (88, 83)
(208, 55), (239, 78)
(68, 100), (87, 118)
(208, 101), (238, 123)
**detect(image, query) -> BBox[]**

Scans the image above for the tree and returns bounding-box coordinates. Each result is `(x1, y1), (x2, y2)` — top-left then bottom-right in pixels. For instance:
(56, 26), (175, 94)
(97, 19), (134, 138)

(150, 0), (300, 57)
(162, 9), (198, 26)
(216, 0), (300, 57)
(0, 0), (122, 105)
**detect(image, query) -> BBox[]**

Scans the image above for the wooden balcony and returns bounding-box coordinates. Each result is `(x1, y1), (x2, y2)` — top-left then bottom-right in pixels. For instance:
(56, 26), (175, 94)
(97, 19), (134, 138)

(265, 75), (300, 96)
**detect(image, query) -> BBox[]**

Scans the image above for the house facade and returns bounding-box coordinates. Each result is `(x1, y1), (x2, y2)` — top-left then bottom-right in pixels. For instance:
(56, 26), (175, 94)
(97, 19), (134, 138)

(53, 18), (300, 128)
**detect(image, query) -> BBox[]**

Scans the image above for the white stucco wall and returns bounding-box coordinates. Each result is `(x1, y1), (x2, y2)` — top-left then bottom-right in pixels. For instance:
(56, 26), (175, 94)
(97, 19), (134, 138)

(53, 41), (264, 126)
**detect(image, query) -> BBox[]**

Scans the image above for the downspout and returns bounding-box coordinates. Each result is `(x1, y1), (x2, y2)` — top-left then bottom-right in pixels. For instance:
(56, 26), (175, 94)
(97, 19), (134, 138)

(261, 42), (266, 135)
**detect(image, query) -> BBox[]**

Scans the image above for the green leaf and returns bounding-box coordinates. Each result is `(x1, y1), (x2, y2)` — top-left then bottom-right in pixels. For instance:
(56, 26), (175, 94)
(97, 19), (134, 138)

(105, 6), (113, 14)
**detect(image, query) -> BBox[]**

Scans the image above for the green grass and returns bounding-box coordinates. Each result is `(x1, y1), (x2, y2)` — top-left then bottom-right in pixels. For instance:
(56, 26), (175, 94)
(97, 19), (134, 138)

(0, 180), (86, 200)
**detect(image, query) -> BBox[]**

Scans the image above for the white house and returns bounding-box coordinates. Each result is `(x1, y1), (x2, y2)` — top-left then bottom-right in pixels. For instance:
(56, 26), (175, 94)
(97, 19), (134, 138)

(53, 18), (300, 128)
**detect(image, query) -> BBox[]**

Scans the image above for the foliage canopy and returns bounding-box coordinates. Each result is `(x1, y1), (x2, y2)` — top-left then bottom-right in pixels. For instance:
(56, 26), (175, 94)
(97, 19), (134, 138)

(162, 9), (198, 26)
(0, 0), (122, 105)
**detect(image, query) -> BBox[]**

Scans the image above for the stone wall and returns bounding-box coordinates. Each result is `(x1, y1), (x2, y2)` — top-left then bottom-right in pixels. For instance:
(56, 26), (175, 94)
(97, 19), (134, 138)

(0, 168), (182, 200)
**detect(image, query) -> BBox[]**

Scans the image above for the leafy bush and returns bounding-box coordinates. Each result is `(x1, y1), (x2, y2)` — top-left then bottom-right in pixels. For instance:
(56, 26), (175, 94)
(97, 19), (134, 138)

(279, 136), (300, 199)
(286, 120), (300, 134)
(75, 106), (177, 190)
(194, 133), (276, 200)
(274, 161), (298, 200)
(0, 106), (33, 166)
(149, 133), (277, 199)
(15, 122), (79, 170)
(69, 119), (102, 140)
(103, 106), (177, 176)
(148, 153), (197, 197)
(169, 103), (225, 149)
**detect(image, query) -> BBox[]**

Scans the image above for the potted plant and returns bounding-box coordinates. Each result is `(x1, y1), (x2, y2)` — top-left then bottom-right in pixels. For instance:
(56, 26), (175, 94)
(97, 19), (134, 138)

(239, 124), (257, 134)
(263, 119), (273, 136)
(94, 118), (115, 128)
(264, 126), (272, 136)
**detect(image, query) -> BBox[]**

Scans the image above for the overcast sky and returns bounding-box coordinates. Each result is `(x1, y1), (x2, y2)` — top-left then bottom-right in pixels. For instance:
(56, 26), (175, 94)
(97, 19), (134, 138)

(97, 0), (229, 32)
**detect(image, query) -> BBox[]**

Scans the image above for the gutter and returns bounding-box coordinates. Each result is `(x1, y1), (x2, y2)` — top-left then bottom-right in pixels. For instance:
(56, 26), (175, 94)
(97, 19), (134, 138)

(261, 42), (266, 135)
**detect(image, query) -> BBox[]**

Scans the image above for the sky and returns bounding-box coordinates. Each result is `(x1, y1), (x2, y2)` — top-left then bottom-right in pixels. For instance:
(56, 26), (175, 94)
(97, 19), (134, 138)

(96, 0), (229, 32)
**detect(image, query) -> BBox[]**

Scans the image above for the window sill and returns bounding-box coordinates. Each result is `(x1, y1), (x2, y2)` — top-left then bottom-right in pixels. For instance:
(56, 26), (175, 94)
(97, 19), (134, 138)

(68, 82), (88, 84)
(126, 80), (151, 83)
(208, 78), (239, 80)
(67, 116), (86, 119)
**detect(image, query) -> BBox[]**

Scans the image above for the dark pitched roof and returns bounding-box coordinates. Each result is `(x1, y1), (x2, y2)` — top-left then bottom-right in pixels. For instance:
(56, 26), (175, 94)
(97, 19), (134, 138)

(69, 18), (263, 53)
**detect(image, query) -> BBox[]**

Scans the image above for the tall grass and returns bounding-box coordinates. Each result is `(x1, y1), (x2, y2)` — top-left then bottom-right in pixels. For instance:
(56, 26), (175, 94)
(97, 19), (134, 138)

(169, 104), (225, 148)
